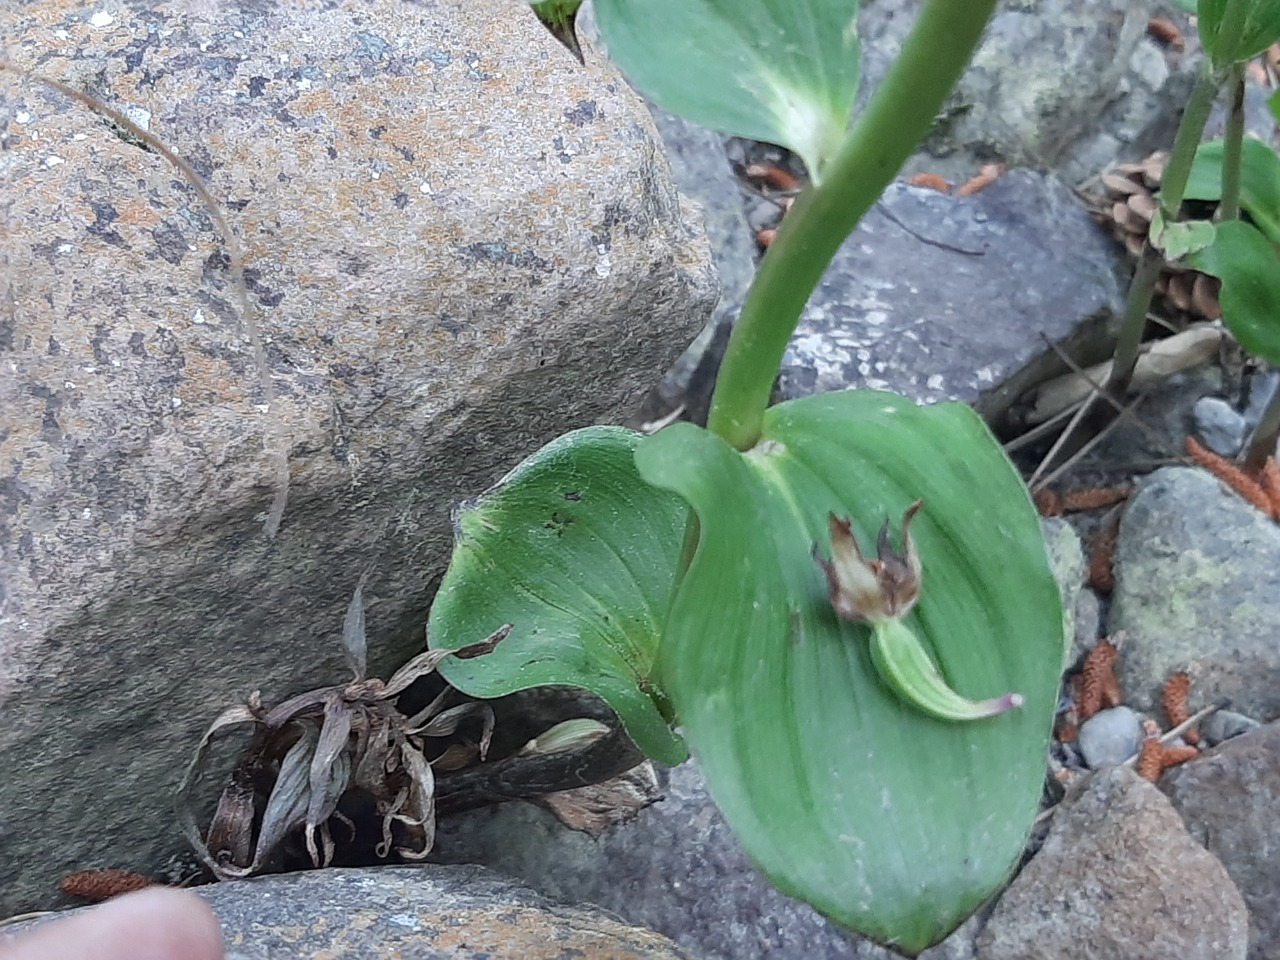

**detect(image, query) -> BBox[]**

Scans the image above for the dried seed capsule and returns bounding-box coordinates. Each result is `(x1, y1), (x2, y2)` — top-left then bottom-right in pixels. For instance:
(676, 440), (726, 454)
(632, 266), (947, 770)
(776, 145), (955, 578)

(869, 618), (1023, 722)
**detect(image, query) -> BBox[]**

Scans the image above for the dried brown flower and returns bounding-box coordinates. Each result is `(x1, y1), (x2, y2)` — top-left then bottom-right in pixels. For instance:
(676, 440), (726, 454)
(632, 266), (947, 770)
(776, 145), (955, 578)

(177, 582), (510, 880)
(1146, 16), (1185, 49)
(60, 869), (153, 902)
(1161, 672), (1200, 745)
(1033, 488), (1063, 518)
(1136, 738), (1165, 783)
(956, 163), (1004, 197)
(1079, 639), (1121, 721)
(1088, 521), (1119, 595)
(908, 173), (951, 193)
(1137, 738), (1200, 783)
(1185, 436), (1278, 519)
(744, 163), (799, 193)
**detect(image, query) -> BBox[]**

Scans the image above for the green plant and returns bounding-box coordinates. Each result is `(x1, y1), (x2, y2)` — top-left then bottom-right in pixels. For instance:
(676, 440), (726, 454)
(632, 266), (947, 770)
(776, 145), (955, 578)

(434, 2), (1065, 953)
(1101, 0), (1280, 457)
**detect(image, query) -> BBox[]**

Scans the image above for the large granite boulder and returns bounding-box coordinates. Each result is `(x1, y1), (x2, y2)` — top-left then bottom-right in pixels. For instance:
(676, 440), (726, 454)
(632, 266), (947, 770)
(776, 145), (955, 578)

(0, 865), (698, 959)
(0, 0), (716, 913)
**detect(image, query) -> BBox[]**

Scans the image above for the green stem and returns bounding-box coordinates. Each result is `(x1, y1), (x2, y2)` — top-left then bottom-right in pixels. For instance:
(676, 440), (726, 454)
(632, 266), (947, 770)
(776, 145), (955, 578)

(1106, 59), (1220, 398)
(705, 0), (999, 450)
(1219, 63), (1246, 223)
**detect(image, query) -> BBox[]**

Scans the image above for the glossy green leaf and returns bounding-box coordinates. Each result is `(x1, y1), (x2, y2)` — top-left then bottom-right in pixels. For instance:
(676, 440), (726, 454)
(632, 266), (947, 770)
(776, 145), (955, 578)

(1182, 137), (1280, 245)
(1198, 0), (1280, 64)
(428, 427), (687, 765)
(1188, 219), (1280, 366)
(635, 393), (1062, 954)
(593, 0), (861, 180)
(1269, 89), (1279, 125)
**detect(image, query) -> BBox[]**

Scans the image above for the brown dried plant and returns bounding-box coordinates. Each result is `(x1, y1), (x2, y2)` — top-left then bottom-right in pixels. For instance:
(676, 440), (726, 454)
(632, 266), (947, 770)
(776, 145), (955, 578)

(1078, 638), (1122, 722)
(1161, 672), (1200, 746)
(60, 869), (153, 902)
(177, 581), (510, 880)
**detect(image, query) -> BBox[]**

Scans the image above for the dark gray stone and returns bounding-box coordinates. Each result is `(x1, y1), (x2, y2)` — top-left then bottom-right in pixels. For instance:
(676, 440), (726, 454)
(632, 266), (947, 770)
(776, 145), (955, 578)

(776, 172), (1125, 425)
(1194, 396), (1248, 457)
(0, 0), (715, 916)
(1202, 710), (1263, 747)
(976, 767), (1248, 960)
(857, 0), (1195, 185)
(1162, 722), (1280, 960)
(435, 759), (977, 960)
(1077, 706), (1144, 769)
(1110, 468), (1280, 718)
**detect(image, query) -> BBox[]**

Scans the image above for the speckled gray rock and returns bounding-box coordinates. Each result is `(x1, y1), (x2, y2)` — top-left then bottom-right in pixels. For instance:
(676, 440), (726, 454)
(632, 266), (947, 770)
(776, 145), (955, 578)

(976, 766), (1249, 960)
(1077, 706), (1143, 769)
(1162, 722), (1280, 960)
(0, 0), (715, 915)
(858, 0), (1196, 185)
(627, 106), (755, 428)
(0, 865), (697, 959)
(776, 173), (1124, 424)
(434, 759), (977, 960)
(1110, 467), (1280, 718)
(1041, 518), (1084, 671)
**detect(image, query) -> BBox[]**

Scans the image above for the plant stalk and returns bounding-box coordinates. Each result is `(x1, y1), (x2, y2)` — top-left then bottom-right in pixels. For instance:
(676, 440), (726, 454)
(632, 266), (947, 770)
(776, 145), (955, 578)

(1105, 59), (1220, 399)
(1218, 63), (1246, 223)
(705, 0), (999, 451)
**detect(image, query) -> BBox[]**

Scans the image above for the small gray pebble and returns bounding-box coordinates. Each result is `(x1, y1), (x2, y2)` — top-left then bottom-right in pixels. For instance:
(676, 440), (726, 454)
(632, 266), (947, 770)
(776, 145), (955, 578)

(1200, 709), (1261, 746)
(743, 196), (782, 234)
(1193, 396), (1247, 457)
(1077, 706), (1143, 769)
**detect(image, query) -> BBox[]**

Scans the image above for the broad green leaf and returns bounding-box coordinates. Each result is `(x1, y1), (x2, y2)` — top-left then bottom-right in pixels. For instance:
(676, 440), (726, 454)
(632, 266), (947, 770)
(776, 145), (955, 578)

(1150, 209), (1218, 260)
(635, 393), (1062, 954)
(1198, 0), (1280, 64)
(1270, 89), (1279, 125)
(593, 0), (861, 181)
(428, 427), (688, 765)
(1188, 219), (1280, 366)
(1182, 137), (1280, 245)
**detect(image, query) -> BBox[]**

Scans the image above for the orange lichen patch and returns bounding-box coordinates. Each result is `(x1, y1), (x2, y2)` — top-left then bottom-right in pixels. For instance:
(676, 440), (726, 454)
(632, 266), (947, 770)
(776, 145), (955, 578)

(1146, 16), (1185, 49)
(60, 868), (153, 902)
(955, 163), (1004, 197)
(1088, 521), (1119, 595)
(744, 163), (799, 193)
(1162, 672), (1200, 745)
(908, 173), (951, 193)
(1079, 639), (1121, 721)
(1185, 436), (1279, 520)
